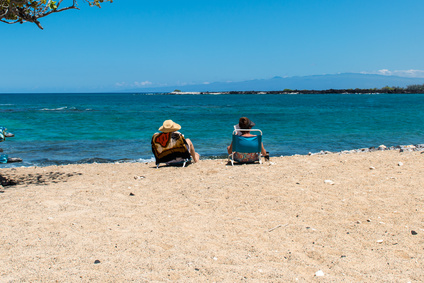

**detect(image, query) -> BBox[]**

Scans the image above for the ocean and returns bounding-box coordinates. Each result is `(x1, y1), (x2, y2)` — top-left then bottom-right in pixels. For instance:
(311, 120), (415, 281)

(1, 92), (423, 167)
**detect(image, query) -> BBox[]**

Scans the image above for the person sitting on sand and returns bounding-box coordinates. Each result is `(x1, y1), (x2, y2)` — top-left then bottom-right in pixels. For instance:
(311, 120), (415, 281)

(155, 120), (200, 163)
(227, 117), (267, 156)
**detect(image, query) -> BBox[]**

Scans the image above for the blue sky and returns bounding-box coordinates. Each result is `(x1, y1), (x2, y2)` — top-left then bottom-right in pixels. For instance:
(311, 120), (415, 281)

(2, 0), (424, 92)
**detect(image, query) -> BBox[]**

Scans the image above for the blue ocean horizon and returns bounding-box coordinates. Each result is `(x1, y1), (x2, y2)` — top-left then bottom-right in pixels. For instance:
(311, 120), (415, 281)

(1, 92), (423, 167)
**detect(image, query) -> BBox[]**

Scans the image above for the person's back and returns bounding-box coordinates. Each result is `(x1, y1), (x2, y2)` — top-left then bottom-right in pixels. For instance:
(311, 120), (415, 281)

(227, 117), (266, 156)
(152, 120), (199, 166)
(152, 131), (190, 163)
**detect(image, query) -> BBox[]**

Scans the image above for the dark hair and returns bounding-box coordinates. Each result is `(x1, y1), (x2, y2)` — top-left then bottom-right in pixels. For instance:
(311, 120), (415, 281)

(239, 117), (254, 129)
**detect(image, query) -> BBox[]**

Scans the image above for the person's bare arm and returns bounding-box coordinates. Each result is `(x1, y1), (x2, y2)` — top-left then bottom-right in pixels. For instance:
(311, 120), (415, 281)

(227, 143), (232, 154)
(261, 143), (266, 155)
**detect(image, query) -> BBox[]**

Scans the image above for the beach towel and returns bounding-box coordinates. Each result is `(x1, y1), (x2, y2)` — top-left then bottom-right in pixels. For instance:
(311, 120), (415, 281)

(151, 132), (191, 165)
(233, 152), (260, 163)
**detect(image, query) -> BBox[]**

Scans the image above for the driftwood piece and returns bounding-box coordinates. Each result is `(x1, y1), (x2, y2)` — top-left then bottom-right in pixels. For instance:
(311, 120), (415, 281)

(268, 223), (289, 232)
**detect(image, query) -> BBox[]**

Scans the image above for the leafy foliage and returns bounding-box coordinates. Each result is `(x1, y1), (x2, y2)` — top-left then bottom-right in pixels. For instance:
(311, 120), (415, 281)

(222, 83), (424, 95)
(0, 0), (112, 29)
(405, 84), (424, 93)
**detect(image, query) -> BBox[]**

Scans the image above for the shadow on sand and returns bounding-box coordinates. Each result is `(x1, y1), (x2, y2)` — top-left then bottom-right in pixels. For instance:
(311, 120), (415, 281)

(0, 171), (82, 192)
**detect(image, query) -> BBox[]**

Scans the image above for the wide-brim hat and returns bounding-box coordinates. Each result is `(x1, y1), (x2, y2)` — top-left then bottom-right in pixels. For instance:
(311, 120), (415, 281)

(159, 120), (181, 133)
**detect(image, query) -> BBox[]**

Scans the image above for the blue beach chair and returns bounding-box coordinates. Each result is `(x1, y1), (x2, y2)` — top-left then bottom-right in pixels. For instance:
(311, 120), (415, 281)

(229, 129), (263, 166)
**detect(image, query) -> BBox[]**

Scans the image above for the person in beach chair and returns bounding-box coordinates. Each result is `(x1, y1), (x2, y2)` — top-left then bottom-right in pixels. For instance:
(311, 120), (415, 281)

(151, 120), (200, 168)
(227, 117), (267, 165)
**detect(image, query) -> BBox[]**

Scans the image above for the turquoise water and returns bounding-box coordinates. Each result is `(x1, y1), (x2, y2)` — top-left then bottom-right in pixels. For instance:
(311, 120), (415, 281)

(1, 92), (423, 167)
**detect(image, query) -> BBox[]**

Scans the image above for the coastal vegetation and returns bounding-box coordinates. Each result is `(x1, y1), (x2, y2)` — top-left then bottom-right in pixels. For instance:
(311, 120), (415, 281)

(0, 0), (112, 29)
(196, 83), (424, 95)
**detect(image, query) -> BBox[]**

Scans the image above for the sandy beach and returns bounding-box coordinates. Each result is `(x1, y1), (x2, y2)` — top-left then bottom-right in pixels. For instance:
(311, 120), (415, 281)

(1, 150), (423, 282)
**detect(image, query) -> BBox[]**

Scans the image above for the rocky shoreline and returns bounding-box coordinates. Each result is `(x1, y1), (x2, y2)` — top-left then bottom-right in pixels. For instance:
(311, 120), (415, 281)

(308, 143), (424, 156)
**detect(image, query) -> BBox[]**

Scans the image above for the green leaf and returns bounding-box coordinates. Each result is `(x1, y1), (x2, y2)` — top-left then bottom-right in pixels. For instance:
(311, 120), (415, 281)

(48, 1), (57, 9)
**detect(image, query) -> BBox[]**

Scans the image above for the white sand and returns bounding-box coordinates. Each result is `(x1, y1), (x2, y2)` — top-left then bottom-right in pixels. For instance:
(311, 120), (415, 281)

(1, 150), (423, 281)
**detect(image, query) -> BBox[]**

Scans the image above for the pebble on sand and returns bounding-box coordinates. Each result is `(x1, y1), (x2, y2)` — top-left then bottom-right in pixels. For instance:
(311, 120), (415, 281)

(315, 270), (324, 277)
(324, 180), (335, 185)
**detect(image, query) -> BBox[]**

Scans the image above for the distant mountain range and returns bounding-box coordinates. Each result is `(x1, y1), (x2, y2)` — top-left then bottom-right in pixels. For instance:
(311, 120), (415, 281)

(129, 73), (424, 93)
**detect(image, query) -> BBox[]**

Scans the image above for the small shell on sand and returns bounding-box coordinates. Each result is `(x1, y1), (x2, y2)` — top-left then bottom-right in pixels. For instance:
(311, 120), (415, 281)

(315, 270), (324, 277)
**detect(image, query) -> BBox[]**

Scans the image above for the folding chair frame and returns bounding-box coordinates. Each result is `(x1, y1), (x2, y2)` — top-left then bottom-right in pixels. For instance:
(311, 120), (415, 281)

(229, 129), (263, 166)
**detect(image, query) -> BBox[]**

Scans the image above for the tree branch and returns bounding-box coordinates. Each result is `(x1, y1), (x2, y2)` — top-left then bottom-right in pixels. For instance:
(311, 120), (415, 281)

(38, 5), (79, 20)
(1, 0), (111, 29)
(33, 5), (79, 29)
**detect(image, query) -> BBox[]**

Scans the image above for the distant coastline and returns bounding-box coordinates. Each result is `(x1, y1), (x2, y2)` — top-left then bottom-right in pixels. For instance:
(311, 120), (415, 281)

(170, 83), (424, 95)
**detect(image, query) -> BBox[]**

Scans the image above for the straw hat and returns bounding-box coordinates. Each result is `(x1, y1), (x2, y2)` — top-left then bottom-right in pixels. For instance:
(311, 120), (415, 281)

(159, 120), (181, 133)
